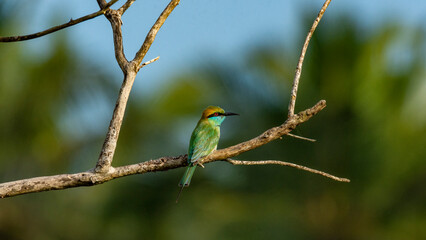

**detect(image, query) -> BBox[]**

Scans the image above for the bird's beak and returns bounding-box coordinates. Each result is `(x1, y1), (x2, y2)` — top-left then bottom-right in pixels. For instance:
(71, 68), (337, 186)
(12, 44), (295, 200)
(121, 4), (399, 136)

(224, 112), (239, 116)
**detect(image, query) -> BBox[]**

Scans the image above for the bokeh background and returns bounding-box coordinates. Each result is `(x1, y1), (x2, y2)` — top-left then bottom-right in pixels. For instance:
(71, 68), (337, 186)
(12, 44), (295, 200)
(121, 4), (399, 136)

(1, 0), (426, 239)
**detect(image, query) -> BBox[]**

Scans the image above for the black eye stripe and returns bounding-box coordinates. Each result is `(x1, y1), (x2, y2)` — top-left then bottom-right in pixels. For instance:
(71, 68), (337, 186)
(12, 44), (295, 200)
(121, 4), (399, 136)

(207, 112), (224, 118)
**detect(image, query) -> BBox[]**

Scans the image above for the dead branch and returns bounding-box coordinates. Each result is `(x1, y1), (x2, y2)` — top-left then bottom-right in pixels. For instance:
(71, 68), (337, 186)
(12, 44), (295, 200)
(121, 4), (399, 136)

(117, 0), (136, 15)
(288, 0), (331, 117)
(286, 133), (316, 142)
(95, 0), (180, 173)
(0, 0), (119, 42)
(132, 0), (180, 67)
(138, 56), (160, 71)
(0, 0), (349, 199)
(0, 101), (333, 198)
(224, 159), (350, 182)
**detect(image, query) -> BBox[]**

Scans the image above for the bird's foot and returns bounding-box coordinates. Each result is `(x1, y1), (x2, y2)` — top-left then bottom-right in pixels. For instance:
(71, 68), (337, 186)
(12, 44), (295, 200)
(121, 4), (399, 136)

(196, 162), (205, 168)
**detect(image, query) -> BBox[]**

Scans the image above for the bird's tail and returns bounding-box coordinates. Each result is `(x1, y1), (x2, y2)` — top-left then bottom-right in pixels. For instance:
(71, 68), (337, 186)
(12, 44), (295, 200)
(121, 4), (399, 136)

(176, 165), (197, 203)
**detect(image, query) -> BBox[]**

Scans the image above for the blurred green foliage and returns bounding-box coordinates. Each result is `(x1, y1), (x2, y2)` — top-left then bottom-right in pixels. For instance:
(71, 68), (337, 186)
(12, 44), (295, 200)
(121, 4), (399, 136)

(1, 8), (426, 240)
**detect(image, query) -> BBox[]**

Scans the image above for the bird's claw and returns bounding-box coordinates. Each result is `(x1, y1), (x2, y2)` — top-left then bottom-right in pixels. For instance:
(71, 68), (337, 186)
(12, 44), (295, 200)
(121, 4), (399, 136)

(196, 162), (205, 168)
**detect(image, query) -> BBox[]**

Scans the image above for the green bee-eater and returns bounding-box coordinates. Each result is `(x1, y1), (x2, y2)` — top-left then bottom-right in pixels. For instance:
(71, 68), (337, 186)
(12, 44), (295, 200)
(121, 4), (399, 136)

(176, 106), (238, 202)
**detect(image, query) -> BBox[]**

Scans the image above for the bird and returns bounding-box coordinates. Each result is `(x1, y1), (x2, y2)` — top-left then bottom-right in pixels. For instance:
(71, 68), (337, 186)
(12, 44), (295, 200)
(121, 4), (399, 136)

(176, 106), (238, 203)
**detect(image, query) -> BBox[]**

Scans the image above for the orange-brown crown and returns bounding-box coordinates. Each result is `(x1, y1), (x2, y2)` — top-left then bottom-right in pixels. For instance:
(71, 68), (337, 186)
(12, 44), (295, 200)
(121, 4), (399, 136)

(200, 106), (225, 119)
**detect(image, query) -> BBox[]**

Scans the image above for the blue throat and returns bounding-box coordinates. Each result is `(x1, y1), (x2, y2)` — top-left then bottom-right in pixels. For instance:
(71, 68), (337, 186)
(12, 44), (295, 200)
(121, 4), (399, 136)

(208, 116), (225, 126)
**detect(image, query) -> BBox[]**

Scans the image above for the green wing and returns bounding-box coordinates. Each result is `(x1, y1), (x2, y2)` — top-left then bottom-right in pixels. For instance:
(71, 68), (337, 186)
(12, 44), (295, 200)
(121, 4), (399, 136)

(188, 122), (220, 164)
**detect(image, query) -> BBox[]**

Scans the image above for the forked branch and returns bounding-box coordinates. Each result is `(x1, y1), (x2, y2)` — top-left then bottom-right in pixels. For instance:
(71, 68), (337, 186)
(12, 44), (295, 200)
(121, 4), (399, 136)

(288, 0), (331, 117)
(95, 0), (180, 173)
(0, 0), (349, 199)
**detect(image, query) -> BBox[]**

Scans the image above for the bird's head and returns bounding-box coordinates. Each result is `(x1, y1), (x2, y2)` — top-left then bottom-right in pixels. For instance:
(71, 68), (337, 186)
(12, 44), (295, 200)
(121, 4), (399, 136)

(201, 106), (238, 126)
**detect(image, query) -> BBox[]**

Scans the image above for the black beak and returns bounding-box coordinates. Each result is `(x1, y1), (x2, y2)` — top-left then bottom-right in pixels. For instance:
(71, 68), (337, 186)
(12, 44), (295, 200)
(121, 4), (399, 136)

(224, 112), (239, 116)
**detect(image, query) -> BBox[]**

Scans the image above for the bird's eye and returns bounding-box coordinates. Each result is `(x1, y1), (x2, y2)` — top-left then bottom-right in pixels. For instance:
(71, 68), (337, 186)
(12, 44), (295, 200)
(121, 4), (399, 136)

(214, 112), (219, 116)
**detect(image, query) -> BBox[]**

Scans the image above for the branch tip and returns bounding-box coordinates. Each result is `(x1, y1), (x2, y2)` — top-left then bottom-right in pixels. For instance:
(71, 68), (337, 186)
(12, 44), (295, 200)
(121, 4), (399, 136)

(225, 158), (350, 183)
(287, 0), (332, 117)
(286, 133), (316, 142)
(138, 56), (160, 71)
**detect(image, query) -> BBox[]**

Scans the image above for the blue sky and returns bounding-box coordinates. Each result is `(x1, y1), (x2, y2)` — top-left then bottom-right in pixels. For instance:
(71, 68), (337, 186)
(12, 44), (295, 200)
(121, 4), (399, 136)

(7, 0), (426, 93)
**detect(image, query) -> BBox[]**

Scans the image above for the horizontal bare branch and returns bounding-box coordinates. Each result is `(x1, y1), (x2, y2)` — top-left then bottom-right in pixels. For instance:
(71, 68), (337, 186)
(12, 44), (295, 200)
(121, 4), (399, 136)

(0, 100), (349, 199)
(0, 0), (119, 42)
(0, 155), (186, 199)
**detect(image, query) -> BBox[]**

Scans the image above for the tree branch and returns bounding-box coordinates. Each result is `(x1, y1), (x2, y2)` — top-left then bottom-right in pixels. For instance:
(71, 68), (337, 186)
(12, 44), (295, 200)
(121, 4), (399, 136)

(288, 0), (331, 117)
(95, 72), (137, 173)
(117, 0), (136, 15)
(0, 0), (119, 42)
(0, 101), (335, 198)
(103, 3), (129, 72)
(95, 0), (179, 172)
(204, 100), (326, 163)
(138, 56), (160, 71)
(224, 159), (350, 182)
(132, 0), (180, 66)
(286, 133), (316, 142)
(96, 0), (108, 9)
(0, 0), (350, 199)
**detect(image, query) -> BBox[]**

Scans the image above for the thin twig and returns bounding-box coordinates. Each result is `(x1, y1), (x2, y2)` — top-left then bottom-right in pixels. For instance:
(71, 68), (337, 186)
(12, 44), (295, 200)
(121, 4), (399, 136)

(224, 159), (350, 182)
(287, 0), (331, 117)
(138, 56), (160, 71)
(286, 133), (316, 142)
(0, 0), (119, 42)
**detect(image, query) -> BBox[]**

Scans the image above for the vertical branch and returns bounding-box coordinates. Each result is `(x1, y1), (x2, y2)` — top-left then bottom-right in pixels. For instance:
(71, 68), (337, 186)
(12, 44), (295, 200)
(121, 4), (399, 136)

(95, 71), (137, 173)
(94, 1), (131, 173)
(96, 0), (108, 9)
(95, 0), (179, 173)
(104, 9), (128, 72)
(287, 0), (331, 117)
